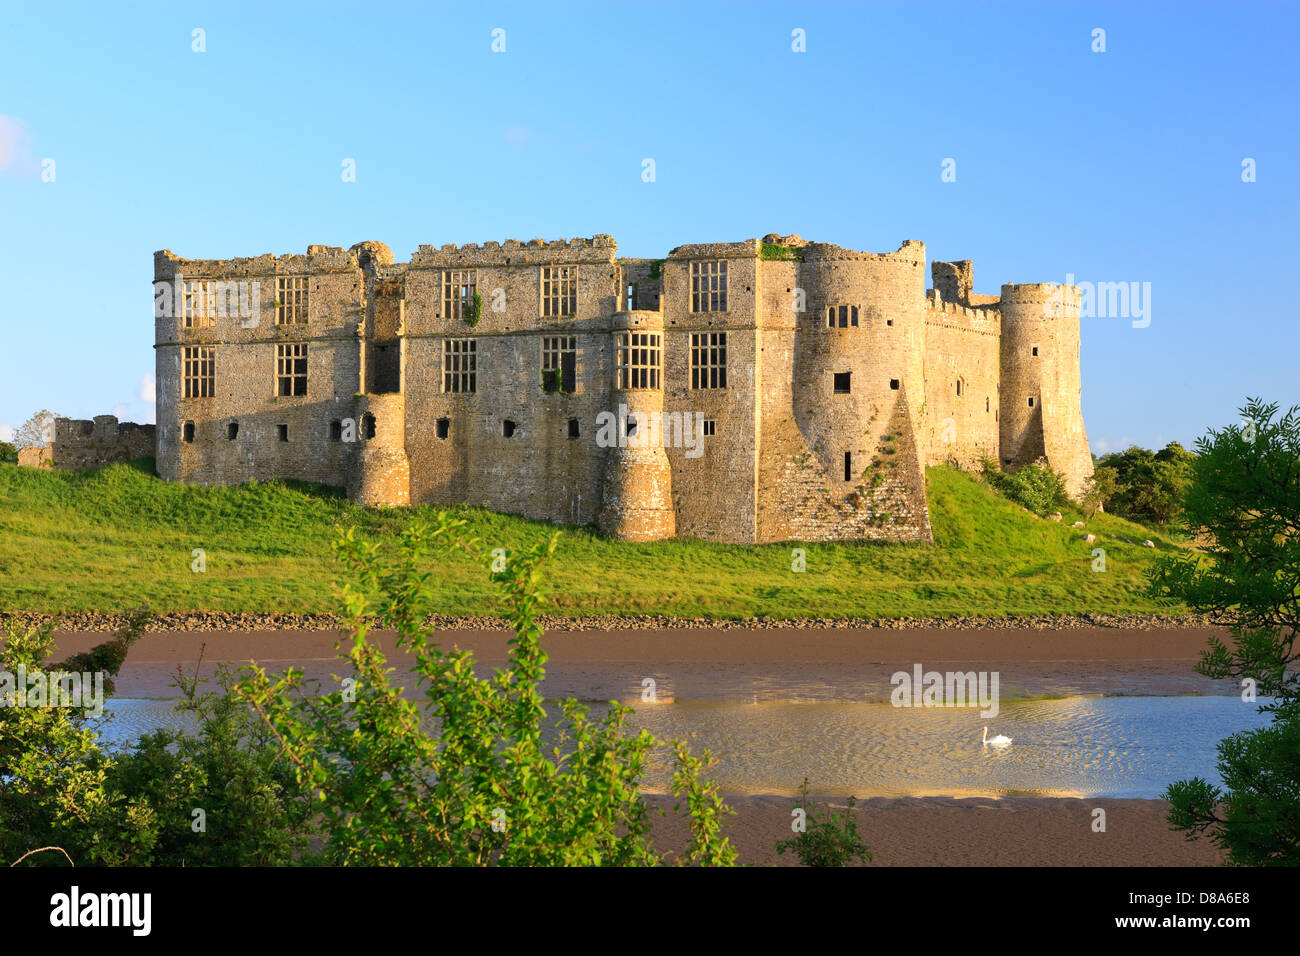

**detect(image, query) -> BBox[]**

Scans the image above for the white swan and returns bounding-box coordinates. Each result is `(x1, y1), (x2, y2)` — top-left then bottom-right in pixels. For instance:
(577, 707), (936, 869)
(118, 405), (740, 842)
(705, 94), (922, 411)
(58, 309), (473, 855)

(982, 726), (1012, 747)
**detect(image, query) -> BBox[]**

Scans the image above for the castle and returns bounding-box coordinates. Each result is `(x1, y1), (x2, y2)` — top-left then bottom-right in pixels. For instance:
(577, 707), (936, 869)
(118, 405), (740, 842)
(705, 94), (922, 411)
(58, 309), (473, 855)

(153, 234), (1093, 543)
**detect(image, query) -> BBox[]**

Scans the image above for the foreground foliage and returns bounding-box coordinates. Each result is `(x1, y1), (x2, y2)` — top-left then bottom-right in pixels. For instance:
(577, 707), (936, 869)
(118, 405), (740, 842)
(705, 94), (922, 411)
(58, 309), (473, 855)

(1149, 399), (1300, 865)
(1, 516), (737, 866)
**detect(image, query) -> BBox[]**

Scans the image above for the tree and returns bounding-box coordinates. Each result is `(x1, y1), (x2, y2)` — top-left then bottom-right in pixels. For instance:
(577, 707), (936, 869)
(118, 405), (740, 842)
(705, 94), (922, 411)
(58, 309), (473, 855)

(12, 409), (59, 450)
(1081, 465), (1118, 519)
(1148, 398), (1300, 864)
(0, 441), (16, 463)
(1095, 441), (1194, 525)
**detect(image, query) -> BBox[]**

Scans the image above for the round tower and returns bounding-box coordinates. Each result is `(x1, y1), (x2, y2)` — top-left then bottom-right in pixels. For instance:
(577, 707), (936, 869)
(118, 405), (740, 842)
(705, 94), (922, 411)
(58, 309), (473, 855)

(793, 240), (928, 489)
(998, 283), (1093, 496)
(597, 310), (675, 541)
(348, 392), (410, 506)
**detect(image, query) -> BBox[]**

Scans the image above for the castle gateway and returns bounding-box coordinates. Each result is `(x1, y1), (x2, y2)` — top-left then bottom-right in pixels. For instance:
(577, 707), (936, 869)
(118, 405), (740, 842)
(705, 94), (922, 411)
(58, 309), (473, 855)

(153, 234), (1093, 543)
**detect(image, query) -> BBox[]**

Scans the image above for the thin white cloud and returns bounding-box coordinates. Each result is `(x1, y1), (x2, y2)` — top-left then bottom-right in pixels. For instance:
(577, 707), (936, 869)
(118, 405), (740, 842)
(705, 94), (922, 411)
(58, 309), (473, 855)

(112, 403), (129, 419)
(0, 423), (13, 443)
(140, 373), (155, 404)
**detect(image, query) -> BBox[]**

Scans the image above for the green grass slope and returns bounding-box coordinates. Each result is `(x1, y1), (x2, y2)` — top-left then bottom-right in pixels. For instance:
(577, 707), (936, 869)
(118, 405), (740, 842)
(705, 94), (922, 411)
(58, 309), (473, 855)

(0, 459), (1185, 618)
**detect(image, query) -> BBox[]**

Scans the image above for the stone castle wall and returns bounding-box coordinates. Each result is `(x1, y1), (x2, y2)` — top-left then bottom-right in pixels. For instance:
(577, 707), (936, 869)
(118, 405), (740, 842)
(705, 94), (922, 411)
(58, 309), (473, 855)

(152, 234), (1094, 543)
(23, 416), (156, 470)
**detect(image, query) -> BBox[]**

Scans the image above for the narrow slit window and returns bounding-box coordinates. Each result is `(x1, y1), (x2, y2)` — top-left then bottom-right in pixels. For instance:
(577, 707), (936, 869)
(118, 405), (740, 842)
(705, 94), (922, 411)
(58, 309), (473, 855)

(1028, 397), (1035, 407)
(851, 306), (859, 327)
(227, 422), (239, 440)
(436, 418), (450, 439)
(567, 418), (580, 439)
(330, 420), (342, 441)
(362, 413), (376, 439)
(277, 424), (289, 442)
(182, 421), (195, 443)
(844, 451), (852, 482)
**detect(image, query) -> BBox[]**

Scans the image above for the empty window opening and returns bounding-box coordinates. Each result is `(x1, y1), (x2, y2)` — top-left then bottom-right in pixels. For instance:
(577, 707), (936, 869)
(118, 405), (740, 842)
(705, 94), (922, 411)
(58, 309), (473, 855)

(276, 343), (308, 396)
(702, 419), (716, 437)
(1032, 346), (1039, 356)
(851, 306), (859, 327)
(985, 397), (990, 413)
(442, 269), (478, 321)
(626, 415), (638, 437)
(542, 265), (578, 317)
(833, 372), (851, 394)
(226, 422), (239, 440)
(182, 421), (195, 443)
(626, 283), (635, 309)
(502, 419), (517, 438)
(362, 413), (376, 439)
(277, 424), (289, 442)
(690, 260), (727, 313)
(889, 378), (900, 390)
(567, 418), (580, 439)
(844, 451), (852, 482)
(615, 332), (661, 389)
(956, 379), (963, 397)
(443, 338), (477, 393)
(436, 417), (450, 439)
(276, 276), (309, 325)
(690, 332), (727, 389)
(1028, 397), (1035, 407)
(886, 319), (894, 327)
(542, 335), (577, 393)
(330, 419), (342, 441)
(183, 345), (215, 398)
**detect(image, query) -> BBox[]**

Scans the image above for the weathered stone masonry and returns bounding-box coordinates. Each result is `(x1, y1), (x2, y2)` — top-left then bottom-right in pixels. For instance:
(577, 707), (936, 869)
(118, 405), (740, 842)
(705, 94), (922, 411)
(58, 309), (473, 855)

(153, 234), (1093, 544)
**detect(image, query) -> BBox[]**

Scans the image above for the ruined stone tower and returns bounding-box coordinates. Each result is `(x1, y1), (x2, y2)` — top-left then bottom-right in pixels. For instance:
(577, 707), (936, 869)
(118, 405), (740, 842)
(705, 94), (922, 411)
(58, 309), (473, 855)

(153, 233), (1093, 542)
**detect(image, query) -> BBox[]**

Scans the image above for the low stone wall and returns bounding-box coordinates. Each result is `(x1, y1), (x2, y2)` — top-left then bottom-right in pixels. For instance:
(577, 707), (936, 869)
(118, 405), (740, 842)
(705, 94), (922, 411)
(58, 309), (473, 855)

(41, 415), (156, 470)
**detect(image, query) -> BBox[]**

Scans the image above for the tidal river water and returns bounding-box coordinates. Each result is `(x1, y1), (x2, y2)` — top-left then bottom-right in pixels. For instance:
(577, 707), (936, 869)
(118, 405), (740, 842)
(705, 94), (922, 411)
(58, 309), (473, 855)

(99, 693), (1273, 800)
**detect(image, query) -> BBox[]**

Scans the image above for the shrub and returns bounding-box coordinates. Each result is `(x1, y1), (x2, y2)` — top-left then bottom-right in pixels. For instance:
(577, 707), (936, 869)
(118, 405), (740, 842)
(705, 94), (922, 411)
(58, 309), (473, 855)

(981, 457), (1069, 516)
(775, 778), (872, 866)
(234, 515), (738, 866)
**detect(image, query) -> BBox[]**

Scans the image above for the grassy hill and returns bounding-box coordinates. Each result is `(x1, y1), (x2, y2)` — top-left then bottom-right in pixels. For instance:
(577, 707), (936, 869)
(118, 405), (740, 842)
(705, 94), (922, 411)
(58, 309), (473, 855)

(0, 459), (1186, 618)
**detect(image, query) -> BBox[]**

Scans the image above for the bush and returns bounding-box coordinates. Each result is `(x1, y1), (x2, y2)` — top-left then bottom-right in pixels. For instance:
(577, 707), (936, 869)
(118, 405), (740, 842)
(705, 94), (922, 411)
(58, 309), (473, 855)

(4, 518), (739, 867)
(234, 515), (738, 866)
(981, 458), (1069, 517)
(775, 778), (873, 866)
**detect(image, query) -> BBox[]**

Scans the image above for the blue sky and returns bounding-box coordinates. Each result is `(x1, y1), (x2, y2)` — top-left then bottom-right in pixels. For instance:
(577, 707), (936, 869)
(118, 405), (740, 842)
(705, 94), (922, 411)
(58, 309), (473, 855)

(2, 0), (1296, 453)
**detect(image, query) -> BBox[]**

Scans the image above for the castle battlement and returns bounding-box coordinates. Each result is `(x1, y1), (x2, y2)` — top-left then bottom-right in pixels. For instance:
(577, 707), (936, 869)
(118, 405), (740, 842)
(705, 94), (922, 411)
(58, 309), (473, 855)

(152, 232), (1094, 543)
